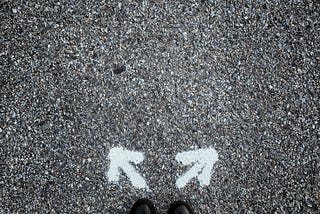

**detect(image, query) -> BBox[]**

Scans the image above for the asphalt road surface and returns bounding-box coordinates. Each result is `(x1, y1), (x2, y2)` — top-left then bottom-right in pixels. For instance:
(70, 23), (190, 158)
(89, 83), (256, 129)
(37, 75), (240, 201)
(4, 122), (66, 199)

(1, 0), (319, 213)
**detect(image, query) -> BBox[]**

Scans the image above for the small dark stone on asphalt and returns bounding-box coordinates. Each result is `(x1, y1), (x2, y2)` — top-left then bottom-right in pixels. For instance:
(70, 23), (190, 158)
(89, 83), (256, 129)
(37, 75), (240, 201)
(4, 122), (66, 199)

(113, 65), (126, 74)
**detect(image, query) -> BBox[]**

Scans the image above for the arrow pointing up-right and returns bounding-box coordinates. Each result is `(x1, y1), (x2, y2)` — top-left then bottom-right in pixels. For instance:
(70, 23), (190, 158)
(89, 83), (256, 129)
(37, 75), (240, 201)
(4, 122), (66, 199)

(175, 147), (219, 189)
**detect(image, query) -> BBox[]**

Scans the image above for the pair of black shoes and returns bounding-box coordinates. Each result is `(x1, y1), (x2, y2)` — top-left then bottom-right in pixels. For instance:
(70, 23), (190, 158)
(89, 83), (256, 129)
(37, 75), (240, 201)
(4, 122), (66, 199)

(130, 199), (193, 214)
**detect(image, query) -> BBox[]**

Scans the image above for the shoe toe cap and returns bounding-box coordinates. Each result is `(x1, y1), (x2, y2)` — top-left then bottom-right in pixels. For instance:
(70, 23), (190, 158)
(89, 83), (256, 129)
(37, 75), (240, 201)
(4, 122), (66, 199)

(172, 205), (190, 214)
(134, 204), (154, 214)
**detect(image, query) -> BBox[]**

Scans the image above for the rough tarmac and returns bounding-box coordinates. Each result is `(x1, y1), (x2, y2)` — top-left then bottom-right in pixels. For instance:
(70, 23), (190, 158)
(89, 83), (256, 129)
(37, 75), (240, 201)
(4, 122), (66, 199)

(1, 0), (319, 213)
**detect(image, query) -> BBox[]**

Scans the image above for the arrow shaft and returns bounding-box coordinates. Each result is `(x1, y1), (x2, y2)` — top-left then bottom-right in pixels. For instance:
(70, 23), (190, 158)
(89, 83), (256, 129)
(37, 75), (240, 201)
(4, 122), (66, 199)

(176, 163), (203, 189)
(121, 164), (149, 189)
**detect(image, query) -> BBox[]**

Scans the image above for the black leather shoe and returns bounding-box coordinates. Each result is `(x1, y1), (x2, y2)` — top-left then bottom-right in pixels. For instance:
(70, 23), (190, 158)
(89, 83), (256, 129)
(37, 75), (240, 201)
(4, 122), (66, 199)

(167, 201), (193, 214)
(129, 199), (156, 214)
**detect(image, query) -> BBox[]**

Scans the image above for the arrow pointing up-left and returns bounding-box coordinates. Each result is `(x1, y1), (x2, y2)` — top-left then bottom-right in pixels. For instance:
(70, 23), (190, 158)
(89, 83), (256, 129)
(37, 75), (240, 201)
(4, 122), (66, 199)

(107, 146), (149, 190)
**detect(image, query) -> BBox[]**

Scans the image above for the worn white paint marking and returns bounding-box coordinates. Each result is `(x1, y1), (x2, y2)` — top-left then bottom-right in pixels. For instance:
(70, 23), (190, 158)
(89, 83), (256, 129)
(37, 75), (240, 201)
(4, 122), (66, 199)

(175, 147), (219, 189)
(107, 146), (149, 190)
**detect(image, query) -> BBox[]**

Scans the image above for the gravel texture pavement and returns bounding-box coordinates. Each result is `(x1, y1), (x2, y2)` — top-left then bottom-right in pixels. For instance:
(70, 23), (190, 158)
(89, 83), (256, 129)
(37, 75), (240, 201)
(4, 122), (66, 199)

(1, 0), (319, 213)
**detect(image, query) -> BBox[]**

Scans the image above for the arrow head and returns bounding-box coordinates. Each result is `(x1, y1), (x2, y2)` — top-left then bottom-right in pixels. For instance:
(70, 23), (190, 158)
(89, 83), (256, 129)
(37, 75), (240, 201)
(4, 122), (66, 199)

(175, 147), (219, 188)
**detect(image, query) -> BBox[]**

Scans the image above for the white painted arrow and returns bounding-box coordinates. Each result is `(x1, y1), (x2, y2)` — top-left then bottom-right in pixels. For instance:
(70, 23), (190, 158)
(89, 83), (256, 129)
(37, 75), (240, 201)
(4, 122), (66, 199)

(175, 147), (219, 189)
(107, 146), (149, 190)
